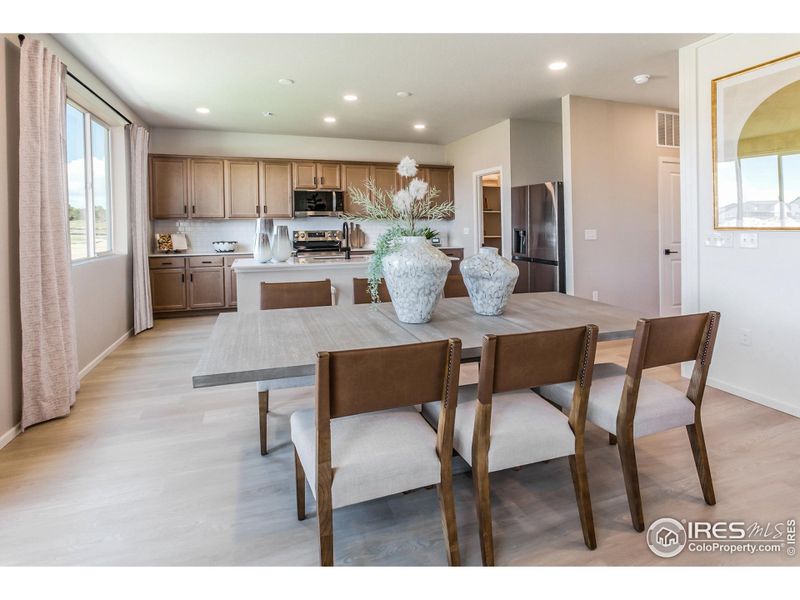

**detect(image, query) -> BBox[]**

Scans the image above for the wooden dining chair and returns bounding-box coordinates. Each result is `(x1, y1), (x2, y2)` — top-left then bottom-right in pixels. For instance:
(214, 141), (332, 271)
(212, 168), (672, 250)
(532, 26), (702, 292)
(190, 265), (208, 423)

(537, 312), (720, 532)
(291, 338), (462, 566)
(422, 325), (599, 566)
(256, 279), (334, 455)
(352, 277), (391, 304)
(443, 274), (469, 298)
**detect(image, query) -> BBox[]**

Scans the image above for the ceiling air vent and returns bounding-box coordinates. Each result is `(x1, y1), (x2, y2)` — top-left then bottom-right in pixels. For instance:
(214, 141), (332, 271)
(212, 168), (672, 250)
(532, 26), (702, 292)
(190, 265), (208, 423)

(656, 111), (680, 148)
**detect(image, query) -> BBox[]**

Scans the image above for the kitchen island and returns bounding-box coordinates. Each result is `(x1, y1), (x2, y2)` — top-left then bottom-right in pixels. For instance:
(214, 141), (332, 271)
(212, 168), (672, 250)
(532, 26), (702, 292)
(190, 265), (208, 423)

(232, 256), (373, 312)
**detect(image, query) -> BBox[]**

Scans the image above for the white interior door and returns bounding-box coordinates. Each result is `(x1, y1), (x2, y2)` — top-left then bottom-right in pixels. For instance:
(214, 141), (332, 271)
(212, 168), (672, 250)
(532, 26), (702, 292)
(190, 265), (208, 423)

(658, 158), (681, 316)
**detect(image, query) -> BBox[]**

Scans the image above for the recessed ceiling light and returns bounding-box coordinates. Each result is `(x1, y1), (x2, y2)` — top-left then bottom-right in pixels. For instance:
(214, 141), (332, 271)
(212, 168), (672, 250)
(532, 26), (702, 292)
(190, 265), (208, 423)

(195, 107), (210, 114)
(548, 61), (568, 71)
(278, 78), (295, 85)
(262, 111), (275, 117)
(323, 116), (336, 123)
(343, 94), (358, 102)
(414, 123), (426, 130)
(396, 91), (413, 98)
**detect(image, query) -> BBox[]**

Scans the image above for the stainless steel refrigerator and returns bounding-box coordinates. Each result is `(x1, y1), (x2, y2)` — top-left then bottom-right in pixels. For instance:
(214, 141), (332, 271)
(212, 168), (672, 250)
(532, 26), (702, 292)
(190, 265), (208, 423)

(511, 182), (566, 293)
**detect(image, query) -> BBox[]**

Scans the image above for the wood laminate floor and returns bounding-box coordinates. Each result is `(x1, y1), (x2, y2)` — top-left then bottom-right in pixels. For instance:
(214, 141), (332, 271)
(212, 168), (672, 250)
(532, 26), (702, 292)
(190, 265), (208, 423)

(0, 316), (797, 566)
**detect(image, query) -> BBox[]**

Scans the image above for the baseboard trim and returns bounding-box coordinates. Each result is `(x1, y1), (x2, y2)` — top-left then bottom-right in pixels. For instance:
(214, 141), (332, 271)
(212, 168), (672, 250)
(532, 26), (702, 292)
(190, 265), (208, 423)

(0, 423), (21, 451)
(78, 328), (133, 381)
(706, 376), (800, 419)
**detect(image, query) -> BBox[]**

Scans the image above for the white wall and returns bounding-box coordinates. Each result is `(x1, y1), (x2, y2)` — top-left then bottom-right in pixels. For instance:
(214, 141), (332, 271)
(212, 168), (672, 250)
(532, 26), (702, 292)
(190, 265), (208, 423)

(680, 34), (800, 417)
(510, 119), (563, 186)
(445, 120), (512, 257)
(562, 95), (679, 316)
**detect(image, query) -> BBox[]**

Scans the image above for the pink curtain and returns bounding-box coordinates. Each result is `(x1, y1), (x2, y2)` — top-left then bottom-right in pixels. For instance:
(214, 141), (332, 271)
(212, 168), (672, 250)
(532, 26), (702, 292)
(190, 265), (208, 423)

(18, 39), (79, 430)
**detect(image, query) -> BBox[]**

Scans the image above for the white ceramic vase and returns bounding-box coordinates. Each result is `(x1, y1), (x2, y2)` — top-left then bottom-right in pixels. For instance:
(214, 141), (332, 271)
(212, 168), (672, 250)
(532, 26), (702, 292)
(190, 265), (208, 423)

(460, 247), (519, 315)
(253, 218), (272, 263)
(271, 225), (292, 263)
(382, 236), (451, 324)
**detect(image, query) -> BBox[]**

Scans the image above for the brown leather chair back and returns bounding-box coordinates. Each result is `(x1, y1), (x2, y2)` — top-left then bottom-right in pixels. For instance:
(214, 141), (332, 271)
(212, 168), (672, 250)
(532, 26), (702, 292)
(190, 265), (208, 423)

(317, 339), (461, 419)
(479, 326), (598, 398)
(637, 312), (719, 370)
(260, 279), (333, 310)
(443, 275), (469, 298)
(352, 277), (391, 304)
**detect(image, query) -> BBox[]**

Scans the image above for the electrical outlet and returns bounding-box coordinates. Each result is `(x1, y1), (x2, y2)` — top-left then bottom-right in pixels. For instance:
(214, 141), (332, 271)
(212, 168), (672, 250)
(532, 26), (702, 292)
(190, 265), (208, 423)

(592, 290), (599, 301)
(584, 229), (598, 241)
(739, 232), (759, 249)
(739, 328), (752, 346)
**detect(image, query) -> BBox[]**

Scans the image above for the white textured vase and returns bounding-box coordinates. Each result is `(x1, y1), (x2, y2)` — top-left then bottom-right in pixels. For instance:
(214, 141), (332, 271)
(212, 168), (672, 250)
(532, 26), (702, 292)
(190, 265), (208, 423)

(382, 237), (451, 324)
(271, 225), (292, 263)
(460, 247), (519, 316)
(253, 218), (272, 263)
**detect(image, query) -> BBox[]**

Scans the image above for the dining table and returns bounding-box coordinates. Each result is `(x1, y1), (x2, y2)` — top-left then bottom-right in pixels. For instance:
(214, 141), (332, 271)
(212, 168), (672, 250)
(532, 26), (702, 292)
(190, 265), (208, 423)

(192, 292), (645, 390)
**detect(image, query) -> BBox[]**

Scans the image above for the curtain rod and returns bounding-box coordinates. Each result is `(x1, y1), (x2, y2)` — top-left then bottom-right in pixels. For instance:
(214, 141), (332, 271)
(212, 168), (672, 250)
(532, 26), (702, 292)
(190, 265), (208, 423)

(18, 34), (134, 126)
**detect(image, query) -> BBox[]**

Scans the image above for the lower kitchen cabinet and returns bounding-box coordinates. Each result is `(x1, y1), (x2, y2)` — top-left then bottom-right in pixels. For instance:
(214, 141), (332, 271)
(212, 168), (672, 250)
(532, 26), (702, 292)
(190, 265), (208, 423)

(150, 268), (187, 312)
(188, 267), (225, 309)
(150, 254), (252, 315)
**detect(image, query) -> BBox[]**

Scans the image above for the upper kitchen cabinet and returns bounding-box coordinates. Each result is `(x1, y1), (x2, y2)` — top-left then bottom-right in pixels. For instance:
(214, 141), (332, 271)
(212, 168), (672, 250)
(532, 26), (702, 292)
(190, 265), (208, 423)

(342, 164), (371, 216)
(189, 158), (226, 218)
(150, 156), (189, 218)
(421, 167), (455, 220)
(293, 161), (317, 190)
(262, 161), (293, 218)
(317, 163), (341, 190)
(292, 162), (342, 191)
(225, 159), (260, 219)
(372, 165), (399, 198)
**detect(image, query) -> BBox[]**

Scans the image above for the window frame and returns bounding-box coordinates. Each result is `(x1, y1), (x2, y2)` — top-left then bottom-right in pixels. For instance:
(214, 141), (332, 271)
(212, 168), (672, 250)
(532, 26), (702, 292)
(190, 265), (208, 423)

(66, 98), (114, 263)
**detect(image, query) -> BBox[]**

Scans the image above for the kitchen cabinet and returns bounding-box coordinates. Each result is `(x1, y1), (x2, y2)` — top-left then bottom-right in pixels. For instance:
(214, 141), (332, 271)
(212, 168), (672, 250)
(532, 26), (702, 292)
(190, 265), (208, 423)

(225, 160), (260, 219)
(262, 161), (293, 218)
(440, 247), (464, 275)
(150, 157), (189, 218)
(292, 162), (342, 191)
(372, 165), (399, 198)
(342, 164), (371, 216)
(224, 255), (240, 307)
(150, 268), (187, 312)
(420, 167), (455, 220)
(189, 266), (225, 309)
(189, 159), (226, 218)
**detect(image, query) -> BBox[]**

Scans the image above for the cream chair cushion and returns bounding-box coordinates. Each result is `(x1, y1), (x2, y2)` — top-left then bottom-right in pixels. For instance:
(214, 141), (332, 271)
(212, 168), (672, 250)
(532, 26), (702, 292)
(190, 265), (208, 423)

(291, 406), (442, 509)
(537, 363), (696, 439)
(422, 384), (575, 473)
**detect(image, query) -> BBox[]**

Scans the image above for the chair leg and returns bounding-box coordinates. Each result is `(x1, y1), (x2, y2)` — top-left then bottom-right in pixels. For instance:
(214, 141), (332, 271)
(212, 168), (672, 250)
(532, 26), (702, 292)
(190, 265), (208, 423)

(317, 488), (334, 566)
(258, 390), (269, 456)
(437, 474), (461, 566)
(473, 459), (495, 566)
(617, 433), (645, 532)
(608, 433), (617, 445)
(293, 447), (306, 521)
(686, 420), (716, 505)
(568, 454), (597, 550)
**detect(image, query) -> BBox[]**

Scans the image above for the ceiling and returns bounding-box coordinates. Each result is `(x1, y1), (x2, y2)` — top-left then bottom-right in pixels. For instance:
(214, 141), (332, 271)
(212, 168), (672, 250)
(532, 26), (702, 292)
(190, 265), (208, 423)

(54, 33), (706, 145)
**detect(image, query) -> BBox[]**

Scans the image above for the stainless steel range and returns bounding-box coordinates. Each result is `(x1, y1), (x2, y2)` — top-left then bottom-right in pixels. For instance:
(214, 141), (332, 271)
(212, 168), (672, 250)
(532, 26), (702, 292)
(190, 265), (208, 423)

(292, 229), (347, 260)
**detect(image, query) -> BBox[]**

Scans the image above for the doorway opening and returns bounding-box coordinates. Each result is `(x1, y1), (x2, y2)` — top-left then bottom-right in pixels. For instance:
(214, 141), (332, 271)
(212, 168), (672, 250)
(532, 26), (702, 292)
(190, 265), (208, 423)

(479, 172), (502, 251)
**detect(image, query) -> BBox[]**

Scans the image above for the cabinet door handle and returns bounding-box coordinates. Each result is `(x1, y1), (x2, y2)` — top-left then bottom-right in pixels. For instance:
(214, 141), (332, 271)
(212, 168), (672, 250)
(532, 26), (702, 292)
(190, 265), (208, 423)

(181, 273), (185, 283)
(161, 262), (171, 266)
(192, 205), (196, 214)
(320, 176), (324, 185)
(201, 260), (212, 264)
(313, 176), (317, 185)
(256, 204), (260, 215)
(183, 205), (187, 214)
(190, 273), (194, 283)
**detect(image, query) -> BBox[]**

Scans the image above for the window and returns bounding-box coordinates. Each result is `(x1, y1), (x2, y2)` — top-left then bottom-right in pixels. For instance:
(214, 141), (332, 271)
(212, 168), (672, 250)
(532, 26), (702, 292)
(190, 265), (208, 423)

(66, 101), (112, 260)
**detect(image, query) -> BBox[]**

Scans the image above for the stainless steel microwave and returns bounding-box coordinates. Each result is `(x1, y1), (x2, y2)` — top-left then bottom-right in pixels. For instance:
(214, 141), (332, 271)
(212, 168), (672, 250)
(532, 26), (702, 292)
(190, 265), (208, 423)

(293, 190), (344, 217)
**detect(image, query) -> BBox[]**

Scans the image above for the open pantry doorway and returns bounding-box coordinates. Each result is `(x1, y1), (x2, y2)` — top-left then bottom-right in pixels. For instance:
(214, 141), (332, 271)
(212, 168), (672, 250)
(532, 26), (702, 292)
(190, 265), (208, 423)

(478, 171), (502, 251)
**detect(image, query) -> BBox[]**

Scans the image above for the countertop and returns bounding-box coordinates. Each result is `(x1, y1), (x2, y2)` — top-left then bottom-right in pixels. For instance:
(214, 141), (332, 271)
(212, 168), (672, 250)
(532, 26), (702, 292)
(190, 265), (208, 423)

(149, 251), (253, 258)
(232, 257), (372, 271)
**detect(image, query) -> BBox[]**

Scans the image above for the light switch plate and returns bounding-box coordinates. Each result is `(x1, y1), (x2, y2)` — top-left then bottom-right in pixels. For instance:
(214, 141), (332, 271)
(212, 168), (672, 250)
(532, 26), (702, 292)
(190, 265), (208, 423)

(463, 227), (470, 235)
(705, 232), (733, 247)
(584, 229), (598, 241)
(739, 232), (759, 249)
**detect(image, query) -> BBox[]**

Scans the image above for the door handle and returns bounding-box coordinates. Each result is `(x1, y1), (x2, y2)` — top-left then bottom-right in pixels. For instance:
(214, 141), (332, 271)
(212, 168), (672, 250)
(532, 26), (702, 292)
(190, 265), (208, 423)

(664, 249), (679, 255)
(190, 273), (194, 282)
(321, 177), (325, 185)
(256, 204), (260, 215)
(181, 273), (185, 283)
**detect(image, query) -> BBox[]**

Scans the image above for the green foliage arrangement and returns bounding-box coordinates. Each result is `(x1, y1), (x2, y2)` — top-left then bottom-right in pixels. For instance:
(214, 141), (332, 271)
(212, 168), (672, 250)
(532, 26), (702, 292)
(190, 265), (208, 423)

(344, 156), (454, 302)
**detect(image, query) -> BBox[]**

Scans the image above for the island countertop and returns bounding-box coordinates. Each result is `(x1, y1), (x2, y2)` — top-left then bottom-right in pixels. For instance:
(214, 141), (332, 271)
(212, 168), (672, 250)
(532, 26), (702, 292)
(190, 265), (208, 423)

(232, 256), (371, 272)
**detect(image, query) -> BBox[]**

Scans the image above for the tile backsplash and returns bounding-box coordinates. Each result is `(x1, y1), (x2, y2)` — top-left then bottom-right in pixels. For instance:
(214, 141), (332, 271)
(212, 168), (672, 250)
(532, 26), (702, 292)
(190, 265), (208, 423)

(151, 218), (451, 254)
